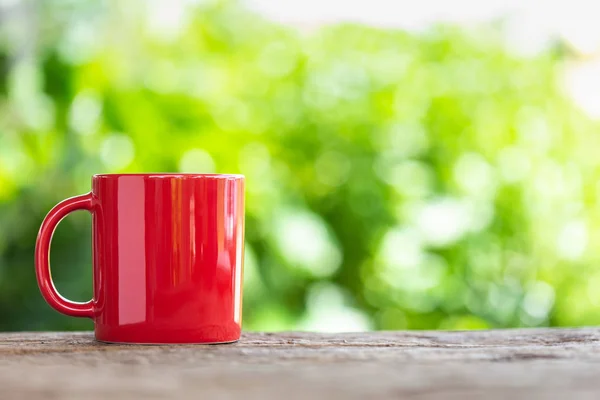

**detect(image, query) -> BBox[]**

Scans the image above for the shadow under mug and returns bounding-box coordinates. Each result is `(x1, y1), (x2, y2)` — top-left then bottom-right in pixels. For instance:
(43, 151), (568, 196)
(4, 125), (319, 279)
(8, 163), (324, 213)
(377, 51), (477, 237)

(35, 173), (245, 344)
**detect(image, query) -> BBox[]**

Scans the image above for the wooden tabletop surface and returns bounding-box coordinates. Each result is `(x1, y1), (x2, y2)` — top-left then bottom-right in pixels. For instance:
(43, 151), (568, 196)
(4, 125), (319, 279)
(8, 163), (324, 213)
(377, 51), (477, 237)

(1, 328), (600, 399)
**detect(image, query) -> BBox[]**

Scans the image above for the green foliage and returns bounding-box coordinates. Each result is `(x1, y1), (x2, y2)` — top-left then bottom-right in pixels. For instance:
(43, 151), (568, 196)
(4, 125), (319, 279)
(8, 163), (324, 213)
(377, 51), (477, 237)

(1, 1), (599, 331)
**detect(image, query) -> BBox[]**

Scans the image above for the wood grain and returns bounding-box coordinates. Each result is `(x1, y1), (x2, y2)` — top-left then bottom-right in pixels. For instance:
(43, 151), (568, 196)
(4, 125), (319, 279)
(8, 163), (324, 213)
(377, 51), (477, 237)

(1, 329), (600, 399)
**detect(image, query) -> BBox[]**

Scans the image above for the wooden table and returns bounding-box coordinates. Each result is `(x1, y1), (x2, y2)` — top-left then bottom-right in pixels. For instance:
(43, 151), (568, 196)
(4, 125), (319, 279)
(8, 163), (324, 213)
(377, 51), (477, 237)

(1, 329), (599, 399)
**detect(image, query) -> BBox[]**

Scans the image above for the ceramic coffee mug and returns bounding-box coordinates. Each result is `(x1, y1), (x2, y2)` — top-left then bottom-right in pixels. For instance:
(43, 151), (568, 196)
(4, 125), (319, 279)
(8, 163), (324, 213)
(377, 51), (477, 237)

(35, 174), (245, 344)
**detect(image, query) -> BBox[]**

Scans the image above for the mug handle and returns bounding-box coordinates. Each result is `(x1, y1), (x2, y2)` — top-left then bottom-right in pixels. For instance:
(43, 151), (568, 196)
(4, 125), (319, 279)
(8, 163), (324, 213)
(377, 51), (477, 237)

(35, 193), (94, 318)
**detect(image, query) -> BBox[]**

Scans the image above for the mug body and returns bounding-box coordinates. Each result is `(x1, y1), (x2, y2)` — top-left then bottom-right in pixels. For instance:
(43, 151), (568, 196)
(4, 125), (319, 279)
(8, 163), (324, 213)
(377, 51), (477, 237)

(91, 174), (245, 344)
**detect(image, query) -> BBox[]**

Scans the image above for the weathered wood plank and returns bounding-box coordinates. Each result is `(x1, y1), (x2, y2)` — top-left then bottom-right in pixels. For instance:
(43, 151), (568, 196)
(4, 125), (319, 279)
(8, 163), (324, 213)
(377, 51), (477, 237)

(1, 329), (600, 399)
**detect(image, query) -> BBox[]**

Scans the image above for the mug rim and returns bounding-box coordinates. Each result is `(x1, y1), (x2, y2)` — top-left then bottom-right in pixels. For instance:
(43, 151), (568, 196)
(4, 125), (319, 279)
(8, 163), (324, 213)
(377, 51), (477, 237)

(93, 173), (244, 179)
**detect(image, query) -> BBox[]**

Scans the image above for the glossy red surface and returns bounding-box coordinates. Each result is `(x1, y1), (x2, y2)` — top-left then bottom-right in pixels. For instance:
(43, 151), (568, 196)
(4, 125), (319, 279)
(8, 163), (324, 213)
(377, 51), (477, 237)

(35, 174), (245, 344)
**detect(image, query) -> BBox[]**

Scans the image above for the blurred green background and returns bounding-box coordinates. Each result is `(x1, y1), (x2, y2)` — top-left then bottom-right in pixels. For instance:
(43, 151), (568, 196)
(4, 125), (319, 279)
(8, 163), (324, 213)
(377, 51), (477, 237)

(1, 0), (600, 332)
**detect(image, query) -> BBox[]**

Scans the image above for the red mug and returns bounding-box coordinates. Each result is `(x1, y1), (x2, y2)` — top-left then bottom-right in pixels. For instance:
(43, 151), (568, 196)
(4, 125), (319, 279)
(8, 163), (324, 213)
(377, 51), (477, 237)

(35, 174), (245, 344)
